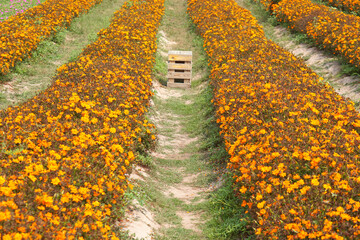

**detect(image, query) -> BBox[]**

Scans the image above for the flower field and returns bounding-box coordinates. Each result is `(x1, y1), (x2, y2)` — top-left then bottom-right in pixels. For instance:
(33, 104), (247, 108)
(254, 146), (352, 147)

(255, 0), (360, 71)
(321, 0), (360, 14)
(0, 0), (42, 22)
(0, 0), (163, 238)
(188, 0), (360, 238)
(0, 0), (102, 76)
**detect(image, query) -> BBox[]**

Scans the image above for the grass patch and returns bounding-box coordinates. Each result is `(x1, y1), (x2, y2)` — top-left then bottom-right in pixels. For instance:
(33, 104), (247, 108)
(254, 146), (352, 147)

(156, 227), (200, 240)
(205, 176), (254, 240)
(153, 167), (183, 184)
(135, 154), (155, 168)
(153, 53), (168, 86)
(155, 157), (183, 167)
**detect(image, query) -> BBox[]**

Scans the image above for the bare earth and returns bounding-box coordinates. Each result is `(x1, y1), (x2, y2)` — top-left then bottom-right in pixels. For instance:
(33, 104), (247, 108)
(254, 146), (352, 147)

(122, 0), (210, 238)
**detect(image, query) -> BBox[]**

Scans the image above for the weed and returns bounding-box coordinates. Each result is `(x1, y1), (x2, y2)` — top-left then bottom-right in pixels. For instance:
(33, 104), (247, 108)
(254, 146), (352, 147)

(68, 20), (84, 34)
(340, 60), (360, 77)
(153, 53), (168, 86)
(13, 64), (35, 76)
(136, 154), (154, 168)
(205, 176), (253, 240)
(31, 40), (58, 60)
(0, 73), (12, 83)
(87, 32), (99, 43)
(51, 28), (67, 44)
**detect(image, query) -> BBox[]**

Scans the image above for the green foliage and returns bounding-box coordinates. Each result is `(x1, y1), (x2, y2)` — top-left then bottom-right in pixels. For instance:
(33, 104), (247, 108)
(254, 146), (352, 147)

(87, 32), (99, 43)
(51, 28), (67, 44)
(68, 20), (84, 34)
(135, 154), (154, 168)
(31, 40), (58, 60)
(192, 35), (208, 71)
(340, 60), (360, 77)
(135, 121), (157, 156)
(198, 85), (229, 167)
(13, 64), (36, 76)
(152, 53), (168, 86)
(0, 73), (11, 83)
(206, 176), (253, 240)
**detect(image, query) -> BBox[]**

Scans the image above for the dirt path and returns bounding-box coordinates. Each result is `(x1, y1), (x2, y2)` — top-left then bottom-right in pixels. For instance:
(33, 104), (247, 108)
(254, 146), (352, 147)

(122, 0), (360, 238)
(236, 0), (360, 107)
(121, 0), (213, 239)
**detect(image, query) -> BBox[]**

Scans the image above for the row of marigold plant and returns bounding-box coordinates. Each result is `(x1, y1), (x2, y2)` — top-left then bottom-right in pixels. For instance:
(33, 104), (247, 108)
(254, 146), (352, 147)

(321, 0), (360, 15)
(0, 0), (164, 238)
(253, 0), (360, 71)
(253, 0), (360, 14)
(188, 0), (360, 239)
(0, 0), (103, 76)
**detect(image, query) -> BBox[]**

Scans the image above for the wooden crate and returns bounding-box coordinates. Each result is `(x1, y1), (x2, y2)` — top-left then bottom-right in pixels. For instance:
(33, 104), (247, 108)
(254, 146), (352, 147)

(167, 50), (192, 88)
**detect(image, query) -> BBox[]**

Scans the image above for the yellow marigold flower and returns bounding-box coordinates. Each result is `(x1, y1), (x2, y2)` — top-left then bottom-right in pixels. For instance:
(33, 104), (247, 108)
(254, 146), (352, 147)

(300, 186), (311, 195)
(0, 176), (5, 185)
(271, 152), (280, 158)
(90, 117), (98, 124)
(260, 209), (267, 215)
(0, 210), (11, 221)
(289, 209), (298, 215)
(240, 186), (247, 193)
(259, 129), (266, 134)
(310, 119), (320, 126)
(84, 209), (93, 216)
(256, 193), (263, 200)
(297, 230), (308, 239)
(79, 187), (89, 195)
(75, 220), (83, 228)
(336, 206), (345, 213)
(311, 178), (319, 186)
(260, 166), (272, 172)
(81, 116), (89, 123)
(71, 129), (79, 135)
(111, 144), (124, 153)
(257, 201), (266, 209)
(284, 223), (301, 232)
(3, 235), (12, 240)
(265, 185), (272, 193)
(332, 172), (342, 182)
(323, 219), (333, 232)
(28, 175), (37, 182)
(47, 160), (59, 171)
(51, 177), (61, 185)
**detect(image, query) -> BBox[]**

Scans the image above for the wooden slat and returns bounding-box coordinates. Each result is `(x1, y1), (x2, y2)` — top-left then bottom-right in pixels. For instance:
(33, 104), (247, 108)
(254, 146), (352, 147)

(167, 81), (191, 89)
(168, 69), (191, 73)
(167, 71), (192, 79)
(168, 50), (192, 56)
(168, 78), (191, 83)
(168, 63), (192, 70)
(168, 54), (192, 61)
(167, 51), (192, 89)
